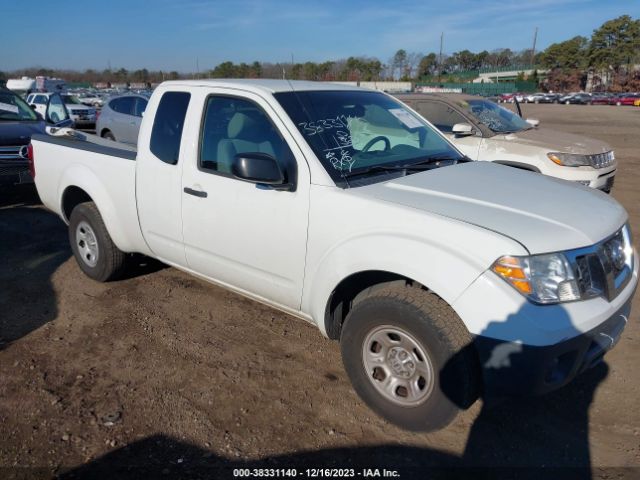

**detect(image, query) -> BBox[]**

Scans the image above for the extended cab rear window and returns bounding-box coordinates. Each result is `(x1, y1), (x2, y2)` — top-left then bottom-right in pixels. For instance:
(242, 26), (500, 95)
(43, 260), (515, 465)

(150, 91), (191, 165)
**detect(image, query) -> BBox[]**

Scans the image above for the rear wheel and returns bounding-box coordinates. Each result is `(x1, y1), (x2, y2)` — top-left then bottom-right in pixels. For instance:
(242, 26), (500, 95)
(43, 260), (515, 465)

(102, 130), (116, 141)
(340, 282), (479, 431)
(69, 202), (126, 282)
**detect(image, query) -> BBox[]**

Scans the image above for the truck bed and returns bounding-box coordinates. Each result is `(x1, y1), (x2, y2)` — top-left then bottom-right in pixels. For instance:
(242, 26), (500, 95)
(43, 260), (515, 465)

(32, 130), (137, 160)
(31, 130), (149, 255)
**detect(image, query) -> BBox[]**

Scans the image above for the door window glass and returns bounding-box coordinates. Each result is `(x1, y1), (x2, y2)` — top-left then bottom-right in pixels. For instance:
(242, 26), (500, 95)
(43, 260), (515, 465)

(149, 91), (191, 165)
(199, 96), (292, 175)
(46, 94), (70, 124)
(133, 97), (148, 117)
(110, 97), (135, 115)
(416, 101), (469, 133)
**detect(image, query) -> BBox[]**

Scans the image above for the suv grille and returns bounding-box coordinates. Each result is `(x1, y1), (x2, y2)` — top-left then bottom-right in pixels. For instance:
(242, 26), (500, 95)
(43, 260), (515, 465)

(0, 145), (24, 160)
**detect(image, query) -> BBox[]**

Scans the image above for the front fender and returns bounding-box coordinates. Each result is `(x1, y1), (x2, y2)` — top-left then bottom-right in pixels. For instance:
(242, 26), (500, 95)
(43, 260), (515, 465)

(303, 229), (525, 336)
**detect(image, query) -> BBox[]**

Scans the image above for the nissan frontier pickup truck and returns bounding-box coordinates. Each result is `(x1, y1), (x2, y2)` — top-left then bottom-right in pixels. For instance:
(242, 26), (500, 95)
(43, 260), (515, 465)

(30, 80), (637, 431)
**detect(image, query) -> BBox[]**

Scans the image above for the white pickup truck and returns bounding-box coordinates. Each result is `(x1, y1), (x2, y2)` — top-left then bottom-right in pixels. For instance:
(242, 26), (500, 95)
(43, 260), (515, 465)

(31, 80), (637, 431)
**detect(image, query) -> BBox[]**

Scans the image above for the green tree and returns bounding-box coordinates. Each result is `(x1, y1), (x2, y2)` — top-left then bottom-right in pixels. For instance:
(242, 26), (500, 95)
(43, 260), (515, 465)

(391, 49), (407, 79)
(589, 15), (640, 70)
(211, 61), (236, 78)
(417, 53), (437, 78)
(539, 36), (588, 70)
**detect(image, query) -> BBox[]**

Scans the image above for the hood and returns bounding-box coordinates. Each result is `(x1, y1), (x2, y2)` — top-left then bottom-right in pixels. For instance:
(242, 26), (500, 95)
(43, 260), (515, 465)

(354, 162), (626, 254)
(0, 121), (46, 146)
(495, 127), (611, 155)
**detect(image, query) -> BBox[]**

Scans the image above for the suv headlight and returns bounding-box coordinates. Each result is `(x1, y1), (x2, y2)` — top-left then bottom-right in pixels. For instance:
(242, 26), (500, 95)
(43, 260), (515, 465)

(492, 253), (581, 304)
(547, 152), (590, 167)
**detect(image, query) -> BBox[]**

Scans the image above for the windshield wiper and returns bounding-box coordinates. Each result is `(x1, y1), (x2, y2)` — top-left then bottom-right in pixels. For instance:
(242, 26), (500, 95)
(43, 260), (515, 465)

(342, 154), (468, 178)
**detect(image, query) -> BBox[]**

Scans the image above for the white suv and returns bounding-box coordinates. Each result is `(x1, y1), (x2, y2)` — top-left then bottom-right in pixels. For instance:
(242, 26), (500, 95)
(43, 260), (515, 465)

(27, 92), (96, 129)
(398, 93), (617, 192)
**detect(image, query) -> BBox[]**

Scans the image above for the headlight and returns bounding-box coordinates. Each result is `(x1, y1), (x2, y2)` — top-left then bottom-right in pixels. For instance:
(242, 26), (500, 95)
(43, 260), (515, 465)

(547, 152), (590, 167)
(492, 253), (581, 304)
(548, 151), (615, 169)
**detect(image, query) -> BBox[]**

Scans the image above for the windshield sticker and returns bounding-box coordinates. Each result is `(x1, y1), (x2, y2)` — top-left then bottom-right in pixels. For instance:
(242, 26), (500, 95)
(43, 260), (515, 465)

(388, 108), (423, 129)
(0, 102), (19, 114)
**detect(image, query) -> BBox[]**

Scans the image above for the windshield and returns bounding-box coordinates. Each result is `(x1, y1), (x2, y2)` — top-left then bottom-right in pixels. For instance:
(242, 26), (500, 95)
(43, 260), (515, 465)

(275, 90), (462, 187)
(460, 99), (531, 133)
(62, 95), (83, 105)
(0, 90), (38, 121)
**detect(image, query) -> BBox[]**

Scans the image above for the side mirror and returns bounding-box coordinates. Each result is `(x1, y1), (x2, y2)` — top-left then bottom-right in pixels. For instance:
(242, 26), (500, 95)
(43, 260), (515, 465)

(30, 104), (38, 110)
(451, 123), (474, 136)
(526, 118), (540, 127)
(232, 153), (293, 191)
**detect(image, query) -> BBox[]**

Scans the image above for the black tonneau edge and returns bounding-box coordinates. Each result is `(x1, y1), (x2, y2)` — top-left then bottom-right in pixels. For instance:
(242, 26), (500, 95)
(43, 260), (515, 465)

(31, 133), (137, 161)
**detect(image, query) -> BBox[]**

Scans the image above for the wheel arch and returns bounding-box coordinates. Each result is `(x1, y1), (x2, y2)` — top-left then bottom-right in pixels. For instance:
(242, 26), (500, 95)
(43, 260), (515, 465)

(324, 270), (421, 340)
(57, 165), (137, 252)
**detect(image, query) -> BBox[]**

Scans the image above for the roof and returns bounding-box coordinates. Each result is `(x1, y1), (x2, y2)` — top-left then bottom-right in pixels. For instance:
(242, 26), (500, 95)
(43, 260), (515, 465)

(160, 79), (368, 94)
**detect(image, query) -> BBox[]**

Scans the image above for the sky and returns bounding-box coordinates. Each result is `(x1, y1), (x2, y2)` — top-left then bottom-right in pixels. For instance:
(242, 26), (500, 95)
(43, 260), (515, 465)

(0, 0), (637, 72)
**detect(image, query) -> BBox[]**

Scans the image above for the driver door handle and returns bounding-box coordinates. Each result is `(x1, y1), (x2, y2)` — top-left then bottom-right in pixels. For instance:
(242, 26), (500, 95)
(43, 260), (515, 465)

(183, 187), (207, 198)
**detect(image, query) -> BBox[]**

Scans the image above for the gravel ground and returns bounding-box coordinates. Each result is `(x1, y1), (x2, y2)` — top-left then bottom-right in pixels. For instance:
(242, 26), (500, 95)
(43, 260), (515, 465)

(0, 104), (639, 479)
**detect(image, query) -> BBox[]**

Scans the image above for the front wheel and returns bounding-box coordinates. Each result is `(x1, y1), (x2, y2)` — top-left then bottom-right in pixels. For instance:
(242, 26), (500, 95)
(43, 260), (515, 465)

(340, 282), (479, 431)
(69, 202), (126, 282)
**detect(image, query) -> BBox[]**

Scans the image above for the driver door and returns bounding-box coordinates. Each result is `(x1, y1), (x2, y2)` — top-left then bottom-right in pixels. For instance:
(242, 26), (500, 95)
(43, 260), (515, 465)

(180, 88), (310, 309)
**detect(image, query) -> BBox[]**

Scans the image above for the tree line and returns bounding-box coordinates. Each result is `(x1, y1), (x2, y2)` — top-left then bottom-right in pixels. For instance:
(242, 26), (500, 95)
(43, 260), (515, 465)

(1, 15), (638, 91)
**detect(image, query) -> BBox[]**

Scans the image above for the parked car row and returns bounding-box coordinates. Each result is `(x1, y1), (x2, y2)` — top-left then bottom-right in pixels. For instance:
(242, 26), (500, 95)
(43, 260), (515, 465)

(499, 91), (640, 106)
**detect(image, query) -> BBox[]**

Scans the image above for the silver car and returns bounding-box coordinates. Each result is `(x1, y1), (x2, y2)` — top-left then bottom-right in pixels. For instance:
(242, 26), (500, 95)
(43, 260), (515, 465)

(96, 93), (150, 144)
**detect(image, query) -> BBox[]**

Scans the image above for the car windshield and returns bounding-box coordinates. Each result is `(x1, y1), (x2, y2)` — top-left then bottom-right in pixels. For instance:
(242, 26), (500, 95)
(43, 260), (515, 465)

(459, 99), (531, 133)
(62, 95), (83, 105)
(0, 90), (38, 121)
(275, 90), (463, 187)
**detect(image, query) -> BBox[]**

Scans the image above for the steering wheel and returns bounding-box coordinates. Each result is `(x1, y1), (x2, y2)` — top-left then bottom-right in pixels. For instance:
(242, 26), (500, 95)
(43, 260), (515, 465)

(362, 135), (391, 152)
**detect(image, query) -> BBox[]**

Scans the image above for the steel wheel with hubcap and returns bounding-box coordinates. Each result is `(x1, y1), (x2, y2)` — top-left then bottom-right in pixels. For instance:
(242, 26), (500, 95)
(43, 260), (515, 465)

(340, 281), (480, 431)
(69, 201), (126, 282)
(362, 325), (434, 406)
(75, 220), (99, 267)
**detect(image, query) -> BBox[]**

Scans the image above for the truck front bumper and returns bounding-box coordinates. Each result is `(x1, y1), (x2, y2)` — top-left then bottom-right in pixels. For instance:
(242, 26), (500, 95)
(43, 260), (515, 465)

(474, 294), (632, 397)
(452, 251), (638, 398)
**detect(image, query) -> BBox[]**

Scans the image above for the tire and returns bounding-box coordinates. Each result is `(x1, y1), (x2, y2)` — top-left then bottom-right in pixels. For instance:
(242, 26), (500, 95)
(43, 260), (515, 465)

(102, 130), (116, 141)
(340, 282), (479, 431)
(68, 202), (126, 282)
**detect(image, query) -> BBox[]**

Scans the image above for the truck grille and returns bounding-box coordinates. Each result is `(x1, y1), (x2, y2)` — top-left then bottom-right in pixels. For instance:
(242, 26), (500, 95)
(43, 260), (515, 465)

(569, 226), (633, 302)
(587, 151), (615, 169)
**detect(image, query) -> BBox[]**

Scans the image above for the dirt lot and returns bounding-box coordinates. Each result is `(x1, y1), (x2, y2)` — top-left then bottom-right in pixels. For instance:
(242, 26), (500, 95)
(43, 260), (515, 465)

(1, 104), (639, 479)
